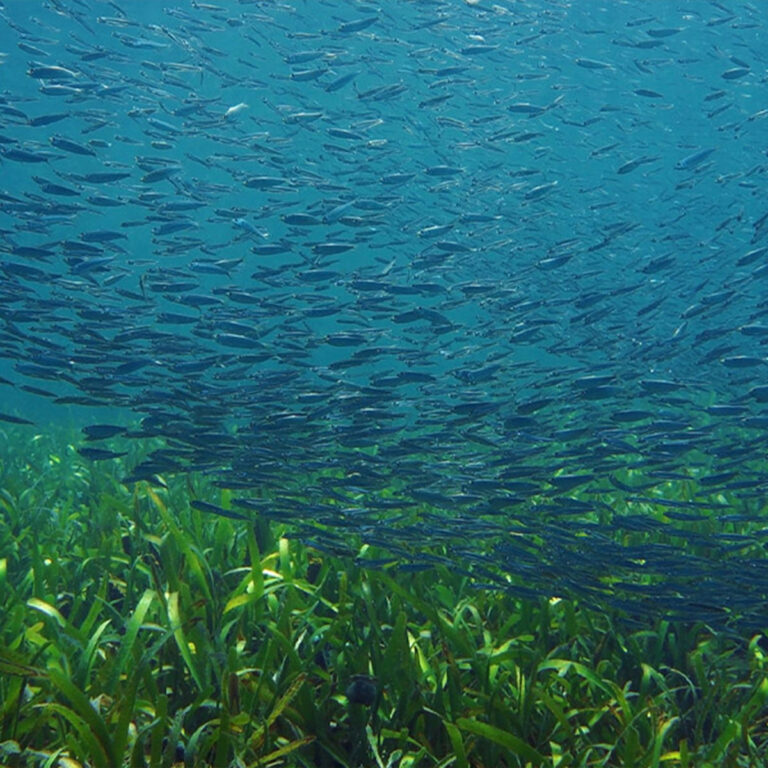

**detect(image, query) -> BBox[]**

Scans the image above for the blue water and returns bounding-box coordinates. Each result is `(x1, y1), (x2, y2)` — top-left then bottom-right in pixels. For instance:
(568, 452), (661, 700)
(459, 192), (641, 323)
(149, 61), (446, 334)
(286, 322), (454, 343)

(1, 0), (767, 626)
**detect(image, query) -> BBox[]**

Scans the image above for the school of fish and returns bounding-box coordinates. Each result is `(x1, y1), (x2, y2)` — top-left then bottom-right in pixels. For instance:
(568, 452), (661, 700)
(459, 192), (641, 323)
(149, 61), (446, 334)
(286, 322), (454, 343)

(1, 0), (767, 630)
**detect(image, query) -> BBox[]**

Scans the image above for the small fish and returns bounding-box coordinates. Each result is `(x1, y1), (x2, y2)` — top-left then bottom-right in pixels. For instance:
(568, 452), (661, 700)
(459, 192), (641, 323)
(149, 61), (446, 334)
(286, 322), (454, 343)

(27, 64), (79, 79)
(2, 147), (56, 163)
(75, 172), (132, 183)
(634, 88), (663, 98)
(425, 165), (463, 177)
(311, 242), (355, 256)
(233, 218), (269, 238)
(244, 176), (288, 189)
(282, 213), (322, 226)
(617, 155), (658, 175)
(675, 147), (716, 171)
(190, 499), (249, 521)
(646, 28), (682, 38)
(720, 356), (765, 368)
(82, 424), (128, 440)
(721, 67), (749, 80)
(338, 16), (378, 34)
(508, 102), (548, 116)
(141, 166), (180, 184)
(28, 113), (69, 127)
(0, 412), (35, 425)
(49, 135), (96, 156)
(77, 447), (128, 461)
(325, 71), (359, 92)
(524, 181), (558, 200)
(223, 102), (248, 118)
(575, 57), (614, 70)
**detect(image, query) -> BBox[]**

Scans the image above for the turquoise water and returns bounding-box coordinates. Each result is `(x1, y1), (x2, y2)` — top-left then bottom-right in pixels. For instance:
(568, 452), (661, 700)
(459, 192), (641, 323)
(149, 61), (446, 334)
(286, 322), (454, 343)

(1, 0), (767, 627)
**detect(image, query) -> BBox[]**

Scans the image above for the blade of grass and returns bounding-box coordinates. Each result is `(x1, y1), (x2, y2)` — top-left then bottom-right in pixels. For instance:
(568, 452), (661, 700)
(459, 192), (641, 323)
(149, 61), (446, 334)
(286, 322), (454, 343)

(167, 590), (206, 692)
(108, 588), (154, 694)
(538, 658), (613, 696)
(457, 717), (545, 763)
(74, 618), (111, 689)
(443, 720), (469, 768)
(47, 669), (117, 768)
(249, 673), (307, 749)
(248, 735), (314, 767)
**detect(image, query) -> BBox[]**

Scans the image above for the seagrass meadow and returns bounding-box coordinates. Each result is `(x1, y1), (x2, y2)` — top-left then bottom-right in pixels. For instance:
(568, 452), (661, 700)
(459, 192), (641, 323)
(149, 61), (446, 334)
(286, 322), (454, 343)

(2, 0), (768, 765)
(2, 426), (768, 767)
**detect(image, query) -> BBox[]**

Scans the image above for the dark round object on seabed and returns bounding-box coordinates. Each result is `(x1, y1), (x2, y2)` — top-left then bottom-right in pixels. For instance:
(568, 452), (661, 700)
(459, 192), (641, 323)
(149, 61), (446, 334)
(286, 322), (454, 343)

(346, 674), (378, 706)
